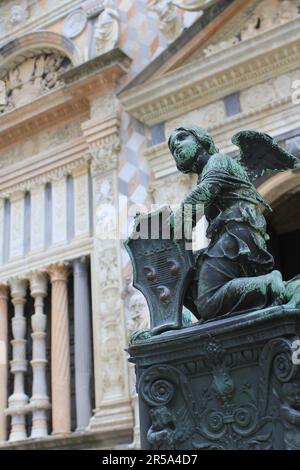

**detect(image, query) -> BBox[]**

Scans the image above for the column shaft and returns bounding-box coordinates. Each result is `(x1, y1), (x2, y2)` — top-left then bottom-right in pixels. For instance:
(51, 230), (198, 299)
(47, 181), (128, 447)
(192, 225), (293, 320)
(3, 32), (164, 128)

(29, 272), (50, 438)
(49, 264), (71, 434)
(0, 285), (8, 442)
(73, 258), (92, 431)
(7, 279), (28, 442)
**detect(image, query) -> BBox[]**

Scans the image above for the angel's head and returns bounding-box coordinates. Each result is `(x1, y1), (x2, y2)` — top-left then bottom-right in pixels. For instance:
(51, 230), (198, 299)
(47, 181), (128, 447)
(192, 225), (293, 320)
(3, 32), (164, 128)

(168, 125), (218, 174)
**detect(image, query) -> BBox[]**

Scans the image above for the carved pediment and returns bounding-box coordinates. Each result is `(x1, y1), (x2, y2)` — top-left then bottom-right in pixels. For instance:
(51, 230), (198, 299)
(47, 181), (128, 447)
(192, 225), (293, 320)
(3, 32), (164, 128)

(188, 0), (300, 62)
(120, 0), (300, 126)
(0, 52), (71, 114)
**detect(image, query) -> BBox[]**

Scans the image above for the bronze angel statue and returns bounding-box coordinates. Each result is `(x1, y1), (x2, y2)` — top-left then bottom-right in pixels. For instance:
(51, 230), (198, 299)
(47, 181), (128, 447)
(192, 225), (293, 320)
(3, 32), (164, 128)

(168, 125), (300, 322)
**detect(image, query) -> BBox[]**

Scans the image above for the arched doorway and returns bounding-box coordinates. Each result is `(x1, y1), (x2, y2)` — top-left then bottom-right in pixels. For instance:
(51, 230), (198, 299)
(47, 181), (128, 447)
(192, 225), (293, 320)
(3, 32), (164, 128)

(259, 170), (300, 280)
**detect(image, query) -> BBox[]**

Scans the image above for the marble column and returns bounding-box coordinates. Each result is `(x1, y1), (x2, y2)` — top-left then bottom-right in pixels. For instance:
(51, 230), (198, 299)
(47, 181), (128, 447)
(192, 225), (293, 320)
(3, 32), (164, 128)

(0, 284), (8, 442)
(7, 278), (28, 442)
(29, 272), (50, 438)
(73, 257), (92, 431)
(48, 263), (71, 435)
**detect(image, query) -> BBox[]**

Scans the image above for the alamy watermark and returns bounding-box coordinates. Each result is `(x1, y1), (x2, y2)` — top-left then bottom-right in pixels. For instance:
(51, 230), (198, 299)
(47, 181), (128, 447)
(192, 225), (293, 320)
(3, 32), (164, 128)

(99, 201), (203, 244)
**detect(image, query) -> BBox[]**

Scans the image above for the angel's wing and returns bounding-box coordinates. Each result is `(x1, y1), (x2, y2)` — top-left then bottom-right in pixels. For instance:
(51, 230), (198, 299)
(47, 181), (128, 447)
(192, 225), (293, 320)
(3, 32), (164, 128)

(232, 130), (299, 180)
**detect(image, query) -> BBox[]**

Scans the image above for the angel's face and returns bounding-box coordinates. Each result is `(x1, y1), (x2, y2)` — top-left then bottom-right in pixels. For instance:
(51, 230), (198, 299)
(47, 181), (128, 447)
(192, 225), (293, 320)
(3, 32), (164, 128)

(169, 129), (208, 174)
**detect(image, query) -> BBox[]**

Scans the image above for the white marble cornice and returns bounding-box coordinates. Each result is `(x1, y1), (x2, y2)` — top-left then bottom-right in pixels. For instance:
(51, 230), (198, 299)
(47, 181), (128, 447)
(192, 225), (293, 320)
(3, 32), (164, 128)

(145, 97), (300, 179)
(0, 91), (89, 149)
(120, 19), (300, 126)
(0, 237), (93, 284)
(0, 137), (90, 198)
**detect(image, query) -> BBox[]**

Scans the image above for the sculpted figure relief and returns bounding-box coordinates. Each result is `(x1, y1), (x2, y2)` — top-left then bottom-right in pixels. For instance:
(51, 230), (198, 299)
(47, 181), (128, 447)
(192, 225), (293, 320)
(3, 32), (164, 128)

(0, 53), (71, 113)
(94, 0), (119, 55)
(167, 125), (300, 322)
(281, 381), (300, 450)
(203, 0), (299, 57)
(148, 0), (183, 43)
(9, 1), (29, 26)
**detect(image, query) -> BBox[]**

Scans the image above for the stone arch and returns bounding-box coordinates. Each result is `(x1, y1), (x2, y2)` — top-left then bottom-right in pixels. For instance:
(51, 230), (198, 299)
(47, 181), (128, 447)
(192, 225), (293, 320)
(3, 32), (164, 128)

(259, 170), (300, 279)
(0, 31), (81, 77)
(258, 170), (300, 209)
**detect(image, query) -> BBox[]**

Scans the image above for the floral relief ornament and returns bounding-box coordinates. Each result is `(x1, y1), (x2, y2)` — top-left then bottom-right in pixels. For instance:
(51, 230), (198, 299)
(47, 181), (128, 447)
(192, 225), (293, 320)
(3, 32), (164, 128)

(9, 1), (29, 26)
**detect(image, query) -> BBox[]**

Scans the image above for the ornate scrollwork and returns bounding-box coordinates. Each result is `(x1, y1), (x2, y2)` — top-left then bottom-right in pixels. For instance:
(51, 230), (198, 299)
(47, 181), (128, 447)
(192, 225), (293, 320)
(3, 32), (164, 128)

(140, 365), (179, 407)
(137, 329), (300, 449)
(139, 364), (198, 449)
(273, 351), (295, 383)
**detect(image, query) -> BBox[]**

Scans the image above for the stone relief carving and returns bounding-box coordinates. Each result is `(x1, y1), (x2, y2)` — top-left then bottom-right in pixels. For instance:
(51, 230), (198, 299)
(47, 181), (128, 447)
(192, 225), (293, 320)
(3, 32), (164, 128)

(150, 172), (196, 209)
(90, 137), (121, 176)
(149, 0), (183, 44)
(165, 100), (225, 136)
(94, 0), (119, 56)
(92, 144), (127, 402)
(281, 381), (300, 450)
(0, 52), (71, 114)
(90, 92), (115, 120)
(63, 9), (87, 38)
(0, 115), (88, 170)
(138, 335), (300, 450)
(9, 1), (29, 27)
(203, 0), (300, 58)
(102, 321), (124, 398)
(0, 1), (29, 36)
(240, 70), (300, 112)
(96, 176), (114, 206)
(124, 279), (149, 340)
(98, 280), (124, 399)
(97, 245), (125, 400)
(98, 247), (119, 288)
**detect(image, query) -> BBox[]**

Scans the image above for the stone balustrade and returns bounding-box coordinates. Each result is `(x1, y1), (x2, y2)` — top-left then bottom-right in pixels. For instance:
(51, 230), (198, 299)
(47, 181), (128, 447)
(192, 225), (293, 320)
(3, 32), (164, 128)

(0, 258), (93, 443)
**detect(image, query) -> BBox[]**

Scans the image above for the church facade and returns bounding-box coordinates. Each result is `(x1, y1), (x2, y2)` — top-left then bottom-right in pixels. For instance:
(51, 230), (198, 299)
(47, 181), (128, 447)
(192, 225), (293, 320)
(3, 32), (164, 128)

(0, 0), (300, 450)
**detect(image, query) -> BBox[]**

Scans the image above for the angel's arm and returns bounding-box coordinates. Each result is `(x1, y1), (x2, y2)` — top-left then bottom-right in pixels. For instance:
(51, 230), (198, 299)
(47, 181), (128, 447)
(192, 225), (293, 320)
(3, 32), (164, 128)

(183, 177), (222, 207)
(172, 155), (229, 230)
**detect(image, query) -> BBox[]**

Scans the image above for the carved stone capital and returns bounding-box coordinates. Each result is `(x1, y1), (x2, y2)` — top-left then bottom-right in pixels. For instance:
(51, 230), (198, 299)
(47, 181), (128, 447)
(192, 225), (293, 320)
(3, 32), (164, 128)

(90, 137), (121, 176)
(29, 272), (48, 298)
(9, 278), (27, 302)
(48, 263), (70, 283)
